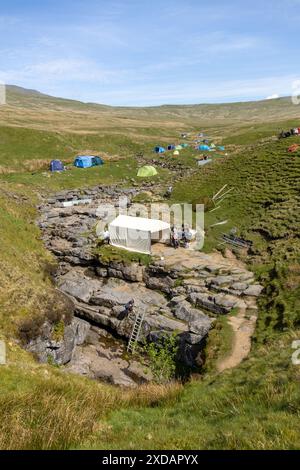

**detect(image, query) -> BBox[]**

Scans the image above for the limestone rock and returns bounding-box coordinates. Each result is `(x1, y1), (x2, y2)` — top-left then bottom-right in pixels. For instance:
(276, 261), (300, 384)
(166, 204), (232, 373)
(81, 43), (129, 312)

(26, 317), (90, 366)
(243, 284), (264, 297)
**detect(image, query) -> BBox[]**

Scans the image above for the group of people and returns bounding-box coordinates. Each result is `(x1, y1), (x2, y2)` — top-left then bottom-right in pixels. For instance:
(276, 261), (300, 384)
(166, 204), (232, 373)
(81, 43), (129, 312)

(170, 224), (192, 249)
(279, 128), (300, 139)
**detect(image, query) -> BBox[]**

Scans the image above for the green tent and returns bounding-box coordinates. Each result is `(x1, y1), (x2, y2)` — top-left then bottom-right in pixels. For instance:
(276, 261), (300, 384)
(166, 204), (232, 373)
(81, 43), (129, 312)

(175, 145), (183, 150)
(137, 165), (158, 177)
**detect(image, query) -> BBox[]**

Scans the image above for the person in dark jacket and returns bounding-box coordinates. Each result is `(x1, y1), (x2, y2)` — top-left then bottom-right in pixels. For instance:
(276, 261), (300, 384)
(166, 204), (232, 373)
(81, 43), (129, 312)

(118, 299), (135, 320)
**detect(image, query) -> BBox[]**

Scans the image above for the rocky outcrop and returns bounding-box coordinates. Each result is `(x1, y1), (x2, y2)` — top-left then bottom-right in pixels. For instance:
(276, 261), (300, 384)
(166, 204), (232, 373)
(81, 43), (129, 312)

(58, 268), (191, 341)
(66, 326), (152, 387)
(27, 317), (90, 365)
(96, 260), (144, 283)
(36, 187), (264, 385)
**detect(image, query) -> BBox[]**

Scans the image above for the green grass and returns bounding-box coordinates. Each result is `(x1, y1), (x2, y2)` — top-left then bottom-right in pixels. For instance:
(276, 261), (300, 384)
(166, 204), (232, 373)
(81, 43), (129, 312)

(170, 135), (300, 342)
(96, 244), (153, 266)
(0, 125), (149, 171)
(0, 86), (300, 449)
(0, 353), (181, 450)
(203, 315), (235, 373)
(0, 186), (55, 335)
(83, 331), (300, 450)
(2, 159), (138, 191)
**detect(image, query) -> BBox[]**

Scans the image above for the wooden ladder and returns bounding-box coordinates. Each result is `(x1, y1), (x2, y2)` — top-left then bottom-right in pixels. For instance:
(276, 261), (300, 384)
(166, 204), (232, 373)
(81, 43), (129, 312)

(127, 311), (145, 353)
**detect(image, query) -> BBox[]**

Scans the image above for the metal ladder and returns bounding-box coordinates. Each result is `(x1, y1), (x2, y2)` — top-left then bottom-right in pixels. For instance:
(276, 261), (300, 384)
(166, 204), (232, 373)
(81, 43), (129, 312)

(127, 311), (145, 353)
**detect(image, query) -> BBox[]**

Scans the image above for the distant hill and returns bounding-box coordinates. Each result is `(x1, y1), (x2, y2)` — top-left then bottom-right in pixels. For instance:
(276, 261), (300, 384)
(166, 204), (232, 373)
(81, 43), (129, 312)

(3, 84), (300, 121)
(0, 84), (299, 146)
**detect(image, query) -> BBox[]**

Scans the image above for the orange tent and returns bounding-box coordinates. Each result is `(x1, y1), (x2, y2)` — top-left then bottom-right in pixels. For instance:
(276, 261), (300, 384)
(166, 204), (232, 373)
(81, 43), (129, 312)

(288, 144), (299, 152)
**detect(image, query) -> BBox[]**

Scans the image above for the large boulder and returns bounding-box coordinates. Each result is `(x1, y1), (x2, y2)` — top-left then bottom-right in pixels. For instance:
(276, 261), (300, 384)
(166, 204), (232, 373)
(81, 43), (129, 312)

(97, 260), (144, 282)
(171, 299), (206, 323)
(243, 284), (264, 297)
(59, 277), (96, 303)
(188, 292), (237, 315)
(26, 317), (90, 365)
(143, 272), (176, 294)
(90, 290), (132, 308)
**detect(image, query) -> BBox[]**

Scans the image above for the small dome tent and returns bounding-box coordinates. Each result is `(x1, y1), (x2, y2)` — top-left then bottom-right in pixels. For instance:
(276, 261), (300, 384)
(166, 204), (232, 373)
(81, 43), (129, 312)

(137, 165), (158, 177)
(167, 145), (176, 151)
(173, 150), (180, 156)
(74, 155), (104, 168)
(198, 145), (211, 151)
(154, 146), (165, 153)
(50, 160), (64, 172)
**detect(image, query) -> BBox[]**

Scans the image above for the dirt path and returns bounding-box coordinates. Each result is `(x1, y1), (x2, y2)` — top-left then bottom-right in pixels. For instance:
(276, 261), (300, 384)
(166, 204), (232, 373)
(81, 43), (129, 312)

(217, 308), (257, 372)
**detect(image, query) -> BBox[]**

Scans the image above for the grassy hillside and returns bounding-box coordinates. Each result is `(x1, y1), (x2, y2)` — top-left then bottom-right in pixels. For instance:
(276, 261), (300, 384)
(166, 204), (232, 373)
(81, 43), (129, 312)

(0, 86), (299, 449)
(85, 331), (300, 450)
(171, 135), (300, 343)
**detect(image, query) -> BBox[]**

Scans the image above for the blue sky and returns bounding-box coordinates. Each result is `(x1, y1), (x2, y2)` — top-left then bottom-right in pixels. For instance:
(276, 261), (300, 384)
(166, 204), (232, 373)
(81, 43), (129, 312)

(0, 0), (300, 106)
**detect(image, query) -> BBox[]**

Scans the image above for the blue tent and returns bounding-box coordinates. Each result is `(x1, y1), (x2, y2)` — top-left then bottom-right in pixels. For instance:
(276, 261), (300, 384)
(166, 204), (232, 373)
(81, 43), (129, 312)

(167, 145), (175, 151)
(154, 146), (166, 153)
(74, 155), (104, 168)
(218, 146), (225, 151)
(50, 160), (64, 172)
(198, 145), (211, 151)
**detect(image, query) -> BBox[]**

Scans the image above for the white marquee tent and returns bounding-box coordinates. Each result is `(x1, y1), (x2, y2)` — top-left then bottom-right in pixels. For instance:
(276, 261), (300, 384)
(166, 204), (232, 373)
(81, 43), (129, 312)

(109, 215), (170, 254)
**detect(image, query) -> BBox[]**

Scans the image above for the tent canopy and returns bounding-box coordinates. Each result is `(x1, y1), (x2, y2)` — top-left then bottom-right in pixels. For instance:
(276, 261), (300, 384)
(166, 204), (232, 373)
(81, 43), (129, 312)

(198, 145), (211, 151)
(288, 144), (299, 152)
(50, 160), (64, 172)
(167, 144), (176, 150)
(109, 215), (170, 254)
(137, 165), (158, 177)
(74, 155), (104, 168)
(173, 150), (180, 156)
(154, 146), (165, 153)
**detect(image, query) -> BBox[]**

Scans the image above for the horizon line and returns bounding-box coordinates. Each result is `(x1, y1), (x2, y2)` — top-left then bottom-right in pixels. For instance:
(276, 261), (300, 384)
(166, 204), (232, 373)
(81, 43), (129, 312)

(6, 83), (289, 109)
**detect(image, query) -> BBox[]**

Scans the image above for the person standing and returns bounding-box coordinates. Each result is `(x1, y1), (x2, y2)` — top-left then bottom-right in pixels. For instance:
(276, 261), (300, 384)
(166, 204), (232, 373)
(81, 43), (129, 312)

(181, 224), (189, 248)
(119, 299), (135, 320)
(173, 227), (179, 249)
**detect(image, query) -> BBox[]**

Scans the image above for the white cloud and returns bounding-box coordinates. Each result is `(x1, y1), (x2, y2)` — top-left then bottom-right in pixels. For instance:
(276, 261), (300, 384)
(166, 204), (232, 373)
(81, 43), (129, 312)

(266, 94), (279, 100)
(0, 58), (119, 85)
(190, 32), (260, 54)
(85, 75), (296, 106)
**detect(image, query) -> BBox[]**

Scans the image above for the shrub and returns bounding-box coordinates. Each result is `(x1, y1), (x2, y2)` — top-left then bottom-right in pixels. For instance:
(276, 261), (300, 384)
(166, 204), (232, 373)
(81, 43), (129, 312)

(18, 314), (45, 344)
(142, 333), (179, 384)
(18, 290), (74, 344)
